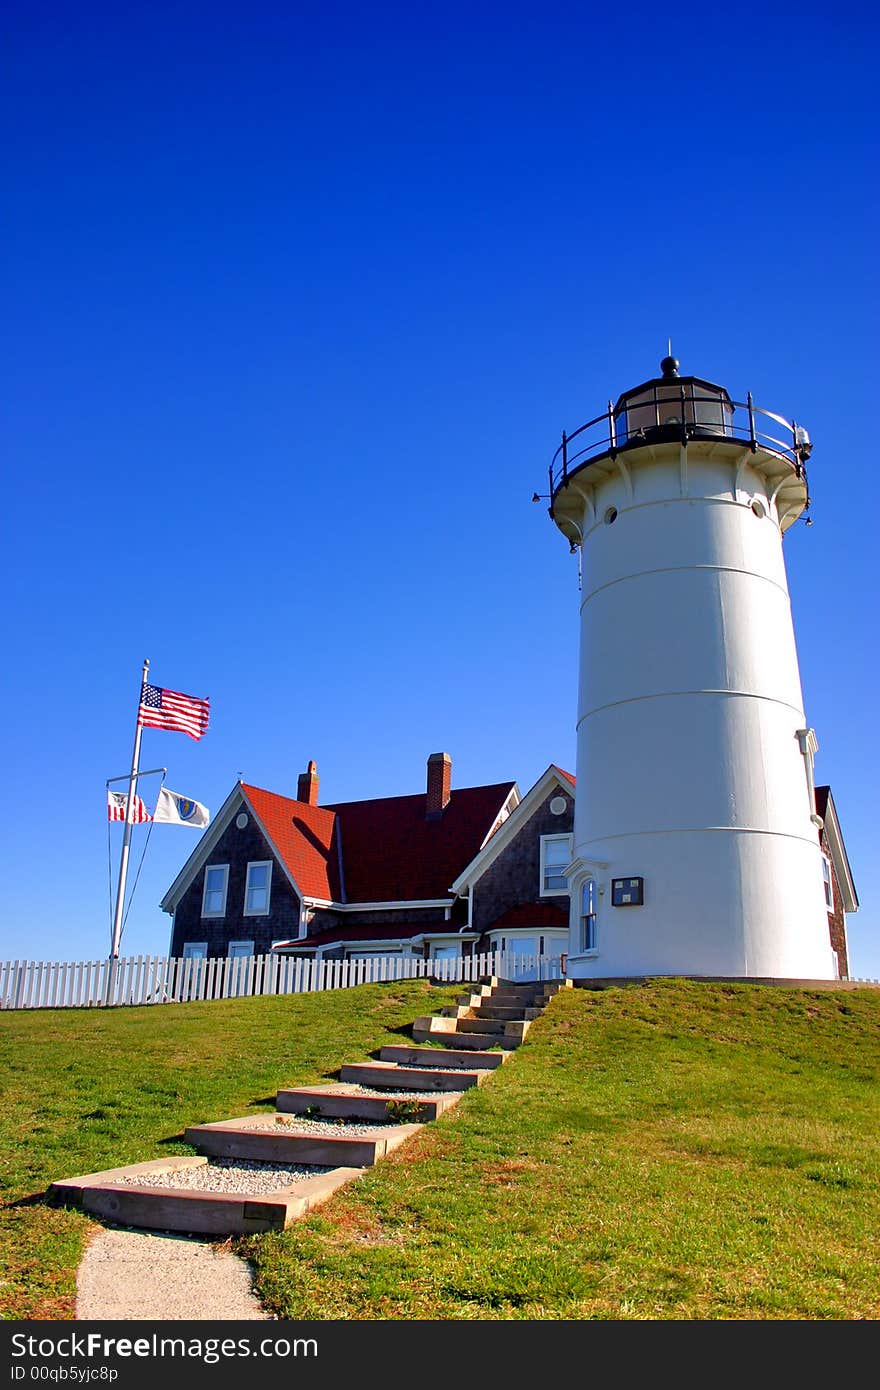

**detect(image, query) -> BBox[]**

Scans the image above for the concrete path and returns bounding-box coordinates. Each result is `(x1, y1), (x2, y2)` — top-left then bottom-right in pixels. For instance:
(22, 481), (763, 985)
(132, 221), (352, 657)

(76, 1226), (271, 1321)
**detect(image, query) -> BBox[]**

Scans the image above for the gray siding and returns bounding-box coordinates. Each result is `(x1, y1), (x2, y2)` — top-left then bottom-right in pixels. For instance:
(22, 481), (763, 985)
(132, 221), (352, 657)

(472, 790), (573, 936)
(170, 813), (301, 958)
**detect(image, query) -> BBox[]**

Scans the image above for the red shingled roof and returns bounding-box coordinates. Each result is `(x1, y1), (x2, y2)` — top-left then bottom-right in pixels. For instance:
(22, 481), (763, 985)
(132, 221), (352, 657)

(240, 779), (515, 905)
(325, 783), (515, 902)
(241, 784), (341, 900)
(555, 766), (576, 786)
(488, 902), (568, 931)
(274, 922), (438, 950)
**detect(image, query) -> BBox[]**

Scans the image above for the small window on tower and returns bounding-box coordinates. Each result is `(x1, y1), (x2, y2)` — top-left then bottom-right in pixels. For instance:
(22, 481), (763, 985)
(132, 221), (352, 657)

(580, 879), (597, 952)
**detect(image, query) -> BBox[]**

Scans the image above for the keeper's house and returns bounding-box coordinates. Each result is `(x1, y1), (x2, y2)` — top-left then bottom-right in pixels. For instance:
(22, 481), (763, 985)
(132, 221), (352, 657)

(160, 757), (856, 978)
(161, 755), (576, 966)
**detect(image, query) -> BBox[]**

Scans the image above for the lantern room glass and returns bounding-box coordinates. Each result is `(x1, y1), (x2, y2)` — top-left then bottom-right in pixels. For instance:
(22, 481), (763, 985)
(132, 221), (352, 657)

(619, 381), (733, 440)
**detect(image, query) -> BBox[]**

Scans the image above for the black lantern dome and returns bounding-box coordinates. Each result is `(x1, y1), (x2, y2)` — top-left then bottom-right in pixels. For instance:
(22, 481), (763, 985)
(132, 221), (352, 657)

(613, 357), (734, 442)
(545, 356), (814, 542)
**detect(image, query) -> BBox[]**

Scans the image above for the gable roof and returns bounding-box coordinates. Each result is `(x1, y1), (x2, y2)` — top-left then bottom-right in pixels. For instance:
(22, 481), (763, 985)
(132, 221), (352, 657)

(815, 785), (859, 914)
(449, 765), (576, 895)
(162, 774), (518, 913)
(241, 784), (341, 900)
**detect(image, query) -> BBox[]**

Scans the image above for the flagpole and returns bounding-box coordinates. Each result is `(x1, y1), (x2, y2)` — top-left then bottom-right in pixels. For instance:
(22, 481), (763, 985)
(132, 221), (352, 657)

(110, 658), (150, 961)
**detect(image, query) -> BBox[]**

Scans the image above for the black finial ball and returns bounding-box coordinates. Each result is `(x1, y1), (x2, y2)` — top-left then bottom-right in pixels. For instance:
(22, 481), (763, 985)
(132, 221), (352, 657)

(660, 355), (680, 378)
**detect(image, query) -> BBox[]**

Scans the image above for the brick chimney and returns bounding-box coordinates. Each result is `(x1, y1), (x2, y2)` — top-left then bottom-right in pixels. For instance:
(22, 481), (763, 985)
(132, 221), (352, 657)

(426, 752), (451, 819)
(297, 760), (319, 805)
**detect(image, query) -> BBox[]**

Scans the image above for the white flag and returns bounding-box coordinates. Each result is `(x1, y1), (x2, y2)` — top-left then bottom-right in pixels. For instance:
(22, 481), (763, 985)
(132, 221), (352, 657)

(152, 787), (210, 828)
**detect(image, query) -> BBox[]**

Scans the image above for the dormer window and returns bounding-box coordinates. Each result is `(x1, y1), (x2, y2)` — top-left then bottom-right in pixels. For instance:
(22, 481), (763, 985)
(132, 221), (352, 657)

(540, 834), (572, 895)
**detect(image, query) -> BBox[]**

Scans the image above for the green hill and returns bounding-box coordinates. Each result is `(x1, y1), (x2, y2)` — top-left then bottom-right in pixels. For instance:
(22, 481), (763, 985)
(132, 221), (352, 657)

(2, 978), (878, 1320)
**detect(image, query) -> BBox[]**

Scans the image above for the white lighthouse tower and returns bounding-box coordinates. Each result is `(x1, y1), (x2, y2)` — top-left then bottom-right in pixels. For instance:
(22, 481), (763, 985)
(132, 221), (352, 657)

(548, 356), (835, 981)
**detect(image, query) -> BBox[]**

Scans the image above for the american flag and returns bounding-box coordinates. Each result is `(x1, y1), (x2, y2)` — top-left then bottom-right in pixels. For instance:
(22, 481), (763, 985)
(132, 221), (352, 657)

(137, 684), (210, 741)
(107, 789), (152, 823)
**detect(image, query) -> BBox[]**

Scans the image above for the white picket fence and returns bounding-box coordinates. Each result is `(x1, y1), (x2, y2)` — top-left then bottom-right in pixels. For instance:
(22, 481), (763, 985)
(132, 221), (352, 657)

(0, 949), (564, 1011)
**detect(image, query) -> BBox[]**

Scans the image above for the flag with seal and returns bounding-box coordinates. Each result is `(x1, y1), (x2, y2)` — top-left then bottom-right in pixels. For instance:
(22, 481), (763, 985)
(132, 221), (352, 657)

(152, 787), (210, 828)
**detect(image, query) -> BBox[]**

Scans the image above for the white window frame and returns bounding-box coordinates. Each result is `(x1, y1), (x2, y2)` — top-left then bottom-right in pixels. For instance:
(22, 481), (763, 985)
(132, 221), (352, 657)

(244, 859), (273, 916)
(228, 939), (254, 959)
(182, 941), (208, 960)
(201, 864), (229, 918)
(822, 855), (834, 914)
(580, 878), (598, 953)
(540, 834), (572, 896)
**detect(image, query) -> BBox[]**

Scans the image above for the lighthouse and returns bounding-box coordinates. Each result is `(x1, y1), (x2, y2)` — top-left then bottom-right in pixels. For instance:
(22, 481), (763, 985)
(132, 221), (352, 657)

(548, 357), (836, 981)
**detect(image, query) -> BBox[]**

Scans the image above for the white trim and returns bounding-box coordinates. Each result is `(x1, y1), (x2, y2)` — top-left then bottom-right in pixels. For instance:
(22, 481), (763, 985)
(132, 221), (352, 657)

(540, 833), (573, 896)
(303, 896), (455, 912)
(820, 790), (858, 915)
(796, 728), (819, 819)
(244, 860), (273, 916)
(449, 767), (575, 895)
(161, 785), (246, 911)
(821, 854), (834, 914)
(201, 864), (229, 919)
(477, 786), (522, 851)
(488, 927), (567, 943)
(272, 928), (479, 955)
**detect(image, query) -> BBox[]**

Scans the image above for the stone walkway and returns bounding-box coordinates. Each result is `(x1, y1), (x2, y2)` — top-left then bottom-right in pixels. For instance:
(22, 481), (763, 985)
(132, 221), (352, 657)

(68, 977), (569, 1319)
(76, 1226), (271, 1321)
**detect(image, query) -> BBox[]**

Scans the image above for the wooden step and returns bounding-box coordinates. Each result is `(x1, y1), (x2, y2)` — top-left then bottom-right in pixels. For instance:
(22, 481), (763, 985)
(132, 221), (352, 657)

(184, 1115), (421, 1167)
(379, 1045), (508, 1070)
(411, 1027), (516, 1050)
(275, 1084), (460, 1123)
(471, 1005), (530, 1021)
(49, 1156), (361, 1235)
(488, 990), (542, 1003)
(339, 1060), (486, 1091)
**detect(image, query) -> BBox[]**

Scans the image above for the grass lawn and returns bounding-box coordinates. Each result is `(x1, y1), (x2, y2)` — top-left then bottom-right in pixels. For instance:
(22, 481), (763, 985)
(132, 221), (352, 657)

(2, 978), (878, 1321)
(240, 979), (880, 1320)
(0, 979), (459, 1320)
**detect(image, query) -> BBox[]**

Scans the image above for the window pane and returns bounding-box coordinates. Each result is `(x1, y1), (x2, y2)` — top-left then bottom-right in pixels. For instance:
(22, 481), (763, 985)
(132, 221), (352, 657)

(206, 867), (224, 890)
(248, 864), (269, 889)
(545, 838), (570, 866)
(544, 872), (568, 890)
(247, 886), (268, 912)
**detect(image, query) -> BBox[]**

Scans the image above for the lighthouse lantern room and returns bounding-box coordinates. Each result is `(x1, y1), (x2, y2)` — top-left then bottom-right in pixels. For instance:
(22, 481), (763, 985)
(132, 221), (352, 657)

(547, 357), (834, 981)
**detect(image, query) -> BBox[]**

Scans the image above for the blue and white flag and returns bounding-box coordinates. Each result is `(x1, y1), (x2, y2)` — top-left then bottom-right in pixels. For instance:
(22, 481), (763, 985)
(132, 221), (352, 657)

(153, 787), (210, 829)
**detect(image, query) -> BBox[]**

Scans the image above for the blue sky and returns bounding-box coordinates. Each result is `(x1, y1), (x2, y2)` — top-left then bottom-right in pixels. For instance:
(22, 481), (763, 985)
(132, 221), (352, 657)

(3, 1), (878, 976)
